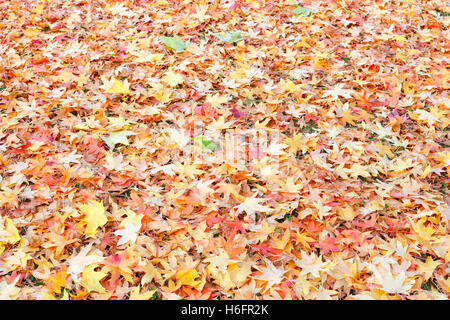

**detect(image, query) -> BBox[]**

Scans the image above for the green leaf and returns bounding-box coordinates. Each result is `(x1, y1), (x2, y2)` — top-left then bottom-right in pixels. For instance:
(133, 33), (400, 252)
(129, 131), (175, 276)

(215, 31), (244, 44)
(101, 130), (136, 150)
(193, 136), (217, 151)
(160, 35), (189, 53)
(290, 5), (316, 16)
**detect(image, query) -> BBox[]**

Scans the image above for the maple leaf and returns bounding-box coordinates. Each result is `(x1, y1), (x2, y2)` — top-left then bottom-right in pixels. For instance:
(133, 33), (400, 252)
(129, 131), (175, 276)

(0, 188), (19, 209)
(42, 231), (78, 257)
(187, 220), (209, 241)
(204, 249), (233, 272)
(416, 256), (441, 280)
(161, 35), (189, 53)
(215, 31), (244, 44)
(68, 243), (104, 282)
(210, 116), (234, 131)
(119, 208), (144, 227)
(101, 77), (131, 94)
(104, 153), (130, 171)
(348, 163), (371, 178)
(323, 83), (353, 100)
(166, 128), (190, 148)
(236, 195), (272, 220)
(114, 222), (141, 246)
(433, 151), (450, 167)
(162, 69), (184, 87)
(228, 262), (251, 288)
(101, 130), (136, 150)
(295, 231), (315, 249)
(0, 217), (21, 253)
(340, 107), (358, 126)
(152, 88), (172, 103)
(320, 235), (340, 254)
(205, 93), (231, 108)
(313, 201), (333, 220)
(253, 259), (286, 289)
(77, 200), (108, 238)
(279, 78), (305, 94)
(366, 264), (414, 294)
(80, 264), (108, 293)
(132, 52), (164, 63)
(138, 263), (160, 286)
(272, 228), (292, 251)
(410, 109), (441, 126)
(175, 163), (204, 179)
(249, 220), (275, 243)
(337, 205), (356, 221)
(46, 271), (68, 295)
(176, 269), (201, 287)
(294, 252), (327, 278)
(409, 217), (438, 242)
(129, 286), (156, 300)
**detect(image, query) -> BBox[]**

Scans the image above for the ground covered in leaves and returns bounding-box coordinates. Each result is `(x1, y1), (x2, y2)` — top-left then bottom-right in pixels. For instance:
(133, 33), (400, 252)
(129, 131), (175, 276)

(0, 0), (449, 300)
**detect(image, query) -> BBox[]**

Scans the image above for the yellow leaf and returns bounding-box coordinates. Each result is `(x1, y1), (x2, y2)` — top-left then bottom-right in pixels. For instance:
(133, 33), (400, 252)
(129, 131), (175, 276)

(80, 264), (107, 293)
(164, 279), (182, 292)
(272, 229), (291, 250)
(348, 163), (371, 178)
(204, 249), (232, 272)
(42, 289), (69, 300)
(176, 269), (201, 287)
(279, 78), (305, 94)
(369, 289), (402, 300)
(103, 77), (131, 94)
(341, 108), (358, 125)
(421, 164), (431, 178)
(2, 218), (21, 244)
(228, 262), (251, 287)
(392, 158), (415, 172)
(187, 221), (208, 241)
(129, 286), (156, 300)
(153, 89), (172, 103)
(32, 4), (44, 16)
(410, 218), (437, 242)
(445, 249), (450, 263)
(206, 264), (235, 291)
(23, 27), (40, 38)
(416, 257), (441, 280)
(0, 188), (18, 209)
(78, 200), (108, 238)
(393, 34), (407, 43)
(206, 93), (230, 108)
(120, 208), (143, 227)
(374, 142), (394, 158)
(162, 69), (184, 87)
(134, 52), (164, 63)
(295, 231), (314, 249)
(337, 205), (356, 221)
(28, 141), (46, 152)
(252, 220), (275, 242)
(46, 271), (68, 294)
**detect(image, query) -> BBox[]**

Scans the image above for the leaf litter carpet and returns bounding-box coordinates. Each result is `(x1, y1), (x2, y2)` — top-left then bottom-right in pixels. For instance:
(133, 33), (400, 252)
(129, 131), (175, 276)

(0, 0), (449, 300)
